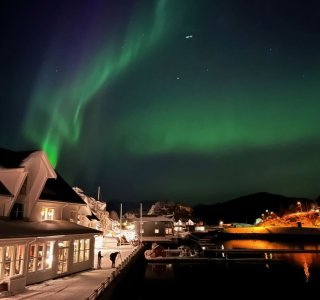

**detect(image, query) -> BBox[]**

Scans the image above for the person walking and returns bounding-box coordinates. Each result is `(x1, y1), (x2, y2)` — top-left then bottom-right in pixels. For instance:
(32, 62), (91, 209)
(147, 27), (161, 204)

(109, 251), (120, 268)
(97, 251), (103, 269)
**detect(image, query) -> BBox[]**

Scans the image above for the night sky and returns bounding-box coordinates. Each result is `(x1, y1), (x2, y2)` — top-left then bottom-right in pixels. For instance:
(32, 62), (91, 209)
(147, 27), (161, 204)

(1, 0), (320, 205)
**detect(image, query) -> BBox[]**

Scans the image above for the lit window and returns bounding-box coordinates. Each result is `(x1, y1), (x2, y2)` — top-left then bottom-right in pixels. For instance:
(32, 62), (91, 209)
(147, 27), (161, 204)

(155, 229), (159, 234)
(84, 239), (90, 261)
(165, 228), (172, 234)
(37, 244), (45, 270)
(57, 241), (70, 274)
(45, 241), (54, 269)
(73, 239), (90, 263)
(41, 208), (55, 221)
(70, 211), (77, 223)
(73, 240), (79, 263)
(14, 245), (25, 276)
(0, 247), (3, 279)
(28, 244), (36, 272)
(0, 245), (25, 280)
(3, 246), (14, 278)
(79, 240), (85, 262)
(0, 245), (24, 278)
(28, 242), (53, 272)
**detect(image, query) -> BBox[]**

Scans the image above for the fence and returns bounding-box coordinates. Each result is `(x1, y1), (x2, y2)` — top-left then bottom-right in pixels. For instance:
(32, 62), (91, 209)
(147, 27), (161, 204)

(87, 245), (142, 300)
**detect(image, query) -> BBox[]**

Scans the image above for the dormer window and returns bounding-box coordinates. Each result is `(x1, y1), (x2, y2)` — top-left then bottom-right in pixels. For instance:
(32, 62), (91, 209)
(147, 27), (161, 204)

(70, 210), (77, 223)
(41, 208), (55, 221)
(10, 203), (23, 220)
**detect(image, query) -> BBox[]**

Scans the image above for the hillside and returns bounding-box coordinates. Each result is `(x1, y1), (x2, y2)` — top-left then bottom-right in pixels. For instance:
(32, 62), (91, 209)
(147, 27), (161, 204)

(192, 192), (318, 225)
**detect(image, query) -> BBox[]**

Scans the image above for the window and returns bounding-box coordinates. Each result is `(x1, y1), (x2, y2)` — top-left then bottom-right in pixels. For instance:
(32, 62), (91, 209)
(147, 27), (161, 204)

(73, 240), (79, 263)
(4, 246), (14, 277)
(57, 241), (70, 274)
(165, 228), (173, 235)
(0, 247), (3, 279)
(0, 245), (24, 279)
(41, 208), (55, 221)
(73, 239), (90, 263)
(84, 239), (90, 261)
(14, 245), (24, 275)
(10, 203), (23, 220)
(70, 211), (77, 223)
(154, 229), (159, 234)
(37, 244), (45, 270)
(45, 241), (54, 269)
(79, 240), (85, 262)
(28, 242), (53, 272)
(28, 244), (36, 272)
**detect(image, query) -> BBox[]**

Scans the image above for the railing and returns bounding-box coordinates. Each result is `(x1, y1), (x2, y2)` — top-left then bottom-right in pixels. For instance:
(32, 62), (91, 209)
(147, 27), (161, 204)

(87, 277), (111, 300)
(86, 245), (142, 300)
(164, 249), (184, 257)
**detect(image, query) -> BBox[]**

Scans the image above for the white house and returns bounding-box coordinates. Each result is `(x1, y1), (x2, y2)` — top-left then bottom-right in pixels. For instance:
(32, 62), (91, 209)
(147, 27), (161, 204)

(0, 148), (102, 294)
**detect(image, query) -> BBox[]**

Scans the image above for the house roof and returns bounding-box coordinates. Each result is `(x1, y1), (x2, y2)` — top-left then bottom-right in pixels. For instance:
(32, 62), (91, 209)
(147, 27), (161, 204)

(87, 214), (100, 221)
(134, 215), (174, 222)
(0, 148), (35, 168)
(0, 181), (13, 196)
(0, 220), (102, 239)
(40, 173), (86, 204)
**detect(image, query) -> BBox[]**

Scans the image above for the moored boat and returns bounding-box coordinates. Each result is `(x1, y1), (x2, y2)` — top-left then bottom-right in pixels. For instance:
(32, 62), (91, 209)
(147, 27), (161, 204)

(144, 242), (201, 260)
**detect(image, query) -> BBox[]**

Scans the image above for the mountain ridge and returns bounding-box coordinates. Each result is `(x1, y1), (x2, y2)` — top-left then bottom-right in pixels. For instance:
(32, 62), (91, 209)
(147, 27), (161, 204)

(192, 192), (318, 225)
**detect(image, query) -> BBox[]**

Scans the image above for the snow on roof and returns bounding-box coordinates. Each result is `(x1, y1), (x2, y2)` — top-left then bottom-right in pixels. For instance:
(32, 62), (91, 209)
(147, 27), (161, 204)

(0, 220), (102, 239)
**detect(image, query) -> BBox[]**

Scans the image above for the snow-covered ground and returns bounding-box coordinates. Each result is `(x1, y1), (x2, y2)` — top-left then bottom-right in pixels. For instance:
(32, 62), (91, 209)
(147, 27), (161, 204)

(0, 237), (140, 300)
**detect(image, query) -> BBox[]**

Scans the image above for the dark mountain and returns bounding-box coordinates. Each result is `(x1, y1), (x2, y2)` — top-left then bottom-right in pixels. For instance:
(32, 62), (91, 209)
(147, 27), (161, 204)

(192, 192), (318, 225)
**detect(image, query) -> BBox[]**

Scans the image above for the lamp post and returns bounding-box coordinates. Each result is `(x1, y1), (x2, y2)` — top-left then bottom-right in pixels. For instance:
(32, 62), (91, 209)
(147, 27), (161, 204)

(140, 202), (143, 245)
(297, 201), (302, 213)
(119, 203), (122, 246)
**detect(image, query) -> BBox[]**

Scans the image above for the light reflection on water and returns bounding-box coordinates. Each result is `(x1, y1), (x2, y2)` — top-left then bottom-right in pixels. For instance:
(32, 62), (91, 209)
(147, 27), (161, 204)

(104, 240), (320, 300)
(217, 239), (320, 282)
(145, 240), (320, 287)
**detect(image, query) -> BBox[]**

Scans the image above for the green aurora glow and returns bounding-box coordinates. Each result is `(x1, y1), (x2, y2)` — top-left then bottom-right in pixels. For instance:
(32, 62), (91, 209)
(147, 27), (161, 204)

(2, 0), (320, 203)
(23, 0), (172, 167)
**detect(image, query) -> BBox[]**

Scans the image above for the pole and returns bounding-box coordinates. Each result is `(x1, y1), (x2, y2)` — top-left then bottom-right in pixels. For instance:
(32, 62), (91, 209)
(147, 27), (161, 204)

(140, 202), (142, 245)
(97, 186), (100, 201)
(120, 203), (122, 246)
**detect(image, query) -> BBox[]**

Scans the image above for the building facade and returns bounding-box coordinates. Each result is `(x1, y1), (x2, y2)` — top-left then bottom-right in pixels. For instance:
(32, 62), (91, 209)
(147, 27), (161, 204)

(0, 148), (102, 294)
(135, 215), (174, 242)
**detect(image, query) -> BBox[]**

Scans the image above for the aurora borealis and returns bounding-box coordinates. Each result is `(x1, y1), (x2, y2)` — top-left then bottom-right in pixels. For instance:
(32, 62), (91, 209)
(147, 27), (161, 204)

(2, 0), (320, 204)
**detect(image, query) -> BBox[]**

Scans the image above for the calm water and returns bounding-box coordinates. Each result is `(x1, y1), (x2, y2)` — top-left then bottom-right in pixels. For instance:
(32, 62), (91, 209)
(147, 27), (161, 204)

(101, 240), (320, 299)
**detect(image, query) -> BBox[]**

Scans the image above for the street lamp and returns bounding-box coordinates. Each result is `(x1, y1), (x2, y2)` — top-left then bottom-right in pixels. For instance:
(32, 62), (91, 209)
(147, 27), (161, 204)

(297, 201), (302, 213)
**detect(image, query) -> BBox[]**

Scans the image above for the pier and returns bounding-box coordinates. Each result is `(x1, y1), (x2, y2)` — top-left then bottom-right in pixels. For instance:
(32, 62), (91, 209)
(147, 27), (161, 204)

(0, 237), (143, 300)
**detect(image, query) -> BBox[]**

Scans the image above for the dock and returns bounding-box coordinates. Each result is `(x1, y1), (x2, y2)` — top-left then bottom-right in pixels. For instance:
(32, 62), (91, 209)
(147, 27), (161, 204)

(0, 237), (143, 300)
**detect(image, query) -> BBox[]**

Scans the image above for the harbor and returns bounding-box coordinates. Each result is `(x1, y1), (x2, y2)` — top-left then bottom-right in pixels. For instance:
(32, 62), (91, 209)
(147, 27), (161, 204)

(2, 228), (320, 299)
(111, 238), (320, 300)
